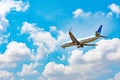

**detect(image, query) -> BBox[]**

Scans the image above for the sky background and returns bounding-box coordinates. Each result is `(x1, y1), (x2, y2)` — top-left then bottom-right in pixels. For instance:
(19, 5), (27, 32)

(0, 0), (120, 80)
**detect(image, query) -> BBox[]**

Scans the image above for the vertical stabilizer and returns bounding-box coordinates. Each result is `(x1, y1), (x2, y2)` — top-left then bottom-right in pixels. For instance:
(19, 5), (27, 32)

(97, 25), (102, 33)
(95, 25), (102, 37)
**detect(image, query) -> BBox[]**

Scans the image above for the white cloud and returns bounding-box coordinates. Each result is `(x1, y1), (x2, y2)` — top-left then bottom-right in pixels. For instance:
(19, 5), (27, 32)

(108, 3), (120, 18)
(0, 16), (8, 31)
(43, 62), (68, 80)
(109, 72), (120, 80)
(72, 7), (120, 19)
(0, 0), (29, 45)
(57, 31), (68, 43)
(0, 41), (31, 68)
(68, 50), (83, 65)
(21, 22), (57, 60)
(0, 33), (9, 45)
(4, 41), (31, 62)
(107, 12), (113, 18)
(43, 54), (109, 80)
(0, 70), (14, 80)
(17, 63), (39, 77)
(50, 26), (57, 32)
(21, 22), (67, 60)
(0, 0), (29, 15)
(72, 8), (91, 18)
(82, 38), (120, 62)
(0, 0), (29, 31)
(43, 38), (120, 80)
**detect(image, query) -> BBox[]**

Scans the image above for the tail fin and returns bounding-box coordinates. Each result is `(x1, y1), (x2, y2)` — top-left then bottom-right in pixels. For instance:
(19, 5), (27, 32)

(97, 25), (102, 34)
(95, 25), (106, 38)
(95, 25), (102, 37)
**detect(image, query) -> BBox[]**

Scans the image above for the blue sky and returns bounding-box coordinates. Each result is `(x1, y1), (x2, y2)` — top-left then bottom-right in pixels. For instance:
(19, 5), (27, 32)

(0, 0), (120, 80)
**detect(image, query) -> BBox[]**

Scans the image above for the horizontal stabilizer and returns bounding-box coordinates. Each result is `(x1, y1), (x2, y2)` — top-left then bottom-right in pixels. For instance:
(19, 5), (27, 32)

(60, 45), (65, 49)
(100, 35), (107, 38)
(84, 43), (98, 46)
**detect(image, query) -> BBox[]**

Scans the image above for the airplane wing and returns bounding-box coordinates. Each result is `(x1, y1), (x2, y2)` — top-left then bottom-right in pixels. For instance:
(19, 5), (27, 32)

(61, 42), (76, 49)
(61, 30), (81, 49)
(69, 30), (78, 43)
(83, 43), (97, 46)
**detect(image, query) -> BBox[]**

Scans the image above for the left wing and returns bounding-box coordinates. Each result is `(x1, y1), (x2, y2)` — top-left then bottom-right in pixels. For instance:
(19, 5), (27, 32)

(61, 42), (76, 49)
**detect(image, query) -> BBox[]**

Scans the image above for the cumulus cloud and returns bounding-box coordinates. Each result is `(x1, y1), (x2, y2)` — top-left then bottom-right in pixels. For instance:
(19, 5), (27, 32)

(108, 3), (120, 18)
(0, 0), (29, 31)
(72, 8), (91, 18)
(0, 0), (29, 15)
(21, 22), (67, 60)
(0, 41), (31, 68)
(82, 38), (120, 62)
(43, 38), (120, 80)
(56, 31), (68, 45)
(21, 22), (57, 60)
(43, 62), (68, 80)
(0, 0), (29, 45)
(0, 70), (14, 80)
(68, 50), (83, 64)
(17, 63), (39, 77)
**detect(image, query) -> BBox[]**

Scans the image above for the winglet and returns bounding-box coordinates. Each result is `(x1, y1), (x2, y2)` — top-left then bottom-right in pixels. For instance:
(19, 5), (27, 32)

(60, 45), (65, 49)
(69, 28), (72, 32)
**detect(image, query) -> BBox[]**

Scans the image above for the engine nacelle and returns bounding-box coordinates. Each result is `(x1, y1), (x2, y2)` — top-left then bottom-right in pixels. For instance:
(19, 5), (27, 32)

(77, 45), (83, 48)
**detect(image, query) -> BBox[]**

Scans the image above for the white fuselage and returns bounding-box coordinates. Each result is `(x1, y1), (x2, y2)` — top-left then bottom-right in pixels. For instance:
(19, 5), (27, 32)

(80, 36), (98, 44)
(61, 36), (99, 48)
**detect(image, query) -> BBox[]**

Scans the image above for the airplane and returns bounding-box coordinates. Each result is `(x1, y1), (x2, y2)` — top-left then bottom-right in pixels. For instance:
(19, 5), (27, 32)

(61, 25), (106, 49)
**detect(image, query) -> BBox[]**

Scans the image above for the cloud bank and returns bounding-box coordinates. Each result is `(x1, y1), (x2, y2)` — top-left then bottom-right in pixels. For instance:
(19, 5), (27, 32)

(42, 38), (120, 80)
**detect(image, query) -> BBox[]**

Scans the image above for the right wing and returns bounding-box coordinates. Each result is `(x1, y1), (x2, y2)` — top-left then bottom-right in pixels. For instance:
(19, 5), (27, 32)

(69, 30), (78, 43)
